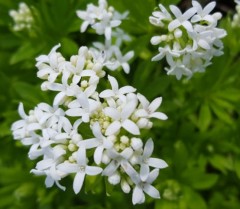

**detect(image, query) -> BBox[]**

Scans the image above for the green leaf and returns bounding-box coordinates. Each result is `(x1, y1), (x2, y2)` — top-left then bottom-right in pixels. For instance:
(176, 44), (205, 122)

(10, 42), (39, 65)
(210, 102), (233, 125)
(190, 173), (219, 190)
(198, 102), (212, 132)
(181, 187), (207, 209)
(209, 154), (234, 173)
(234, 157), (240, 179)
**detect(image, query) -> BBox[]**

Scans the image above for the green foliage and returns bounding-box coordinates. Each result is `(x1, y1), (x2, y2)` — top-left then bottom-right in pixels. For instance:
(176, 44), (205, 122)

(0, 0), (240, 209)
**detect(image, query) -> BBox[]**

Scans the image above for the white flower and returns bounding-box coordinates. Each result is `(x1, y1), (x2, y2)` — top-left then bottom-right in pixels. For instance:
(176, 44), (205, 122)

(36, 44), (66, 83)
(78, 122), (113, 164)
(77, 0), (126, 40)
(102, 147), (133, 176)
(66, 92), (101, 123)
(9, 2), (33, 31)
(168, 5), (196, 32)
(104, 100), (140, 136)
(191, 1), (216, 24)
(58, 147), (102, 194)
(139, 139), (168, 181)
(122, 162), (161, 205)
(136, 93), (168, 120)
(106, 47), (134, 74)
(149, 1), (227, 79)
(99, 75), (136, 99)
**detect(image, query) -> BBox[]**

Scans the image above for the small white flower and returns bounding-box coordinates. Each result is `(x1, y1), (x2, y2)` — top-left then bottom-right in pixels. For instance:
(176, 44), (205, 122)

(149, 1), (227, 79)
(136, 93), (168, 120)
(139, 138), (168, 181)
(9, 2), (33, 31)
(104, 100), (140, 136)
(58, 147), (102, 194)
(99, 75), (136, 99)
(66, 92), (101, 123)
(168, 5), (196, 32)
(102, 147), (133, 176)
(122, 162), (161, 205)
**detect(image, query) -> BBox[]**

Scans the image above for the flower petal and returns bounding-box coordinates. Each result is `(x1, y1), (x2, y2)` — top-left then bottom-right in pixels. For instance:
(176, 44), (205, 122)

(143, 184), (160, 199)
(148, 97), (162, 113)
(94, 146), (104, 165)
(132, 185), (145, 205)
(148, 158), (168, 169)
(140, 163), (150, 181)
(73, 172), (85, 194)
(122, 119), (140, 135)
(143, 138), (154, 158)
(86, 166), (102, 175)
(150, 112), (168, 120)
(105, 121), (121, 136)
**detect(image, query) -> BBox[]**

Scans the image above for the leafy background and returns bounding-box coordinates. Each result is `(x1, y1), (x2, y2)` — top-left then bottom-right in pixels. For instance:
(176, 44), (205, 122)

(0, 0), (240, 208)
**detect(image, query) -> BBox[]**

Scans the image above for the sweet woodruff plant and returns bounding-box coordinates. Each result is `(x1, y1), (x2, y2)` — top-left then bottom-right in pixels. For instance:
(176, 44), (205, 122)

(11, 0), (226, 205)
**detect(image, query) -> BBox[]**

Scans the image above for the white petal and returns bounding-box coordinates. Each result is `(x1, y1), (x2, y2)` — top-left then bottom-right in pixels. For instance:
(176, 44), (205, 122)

(135, 109), (148, 117)
(147, 169), (159, 184)
(73, 172), (85, 194)
(94, 146), (104, 165)
(36, 159), (53, 170)
(148, 97), (162, 113)
(66, 108), (84, 117)
(105, 26), (111, 40)
(148, 158), (168, 169)
(78, 138), (99, 149)
(57, 162), (79, 173)
(143, 138), (154, 158)
(81, 21), (90, 33)
(150, 112), (168, 120)
(102, 160), (119, 176)
(140, 163), (150, 181)
(121, 63), (130, 74)
(122, 119), (140, 135)
(121, 100), (137, 120)
(132, 186), (145, 205)
(92, 122), (103, 139)
(182, 21), (193, 32)
(203, 1), (216, 15)
(137, 93), (150, 109)
(99, 89), (115, 98)
(18, 103), (27, 118)
(120, 147), (133, 159)
(105, 121), (121, 136)
(169, 5), (182, 18)
(85, 166), (102, 175)
(151, 51), (165, 61)
(108, 75), (119, 92)
(168, 19), (181, 31)
(53, 92), (66, 106)
(198, 39), (211, 50)
(45, 176), (54, 188)
(143, 184), (160, 199)
(182, 7), (196, 20)
(118, 86), (136, 95)
(104, 107), (120, 120)
(76, 147), (86, 165)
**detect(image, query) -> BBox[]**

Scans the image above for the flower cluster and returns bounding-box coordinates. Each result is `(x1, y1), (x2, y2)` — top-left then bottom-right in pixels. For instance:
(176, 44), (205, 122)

(11, 44), (168, 204)
(77, 0), (134, 74)
(232, 0), (240, 27)
(9, 2), (33, 31)
(149, 1), (227, 80)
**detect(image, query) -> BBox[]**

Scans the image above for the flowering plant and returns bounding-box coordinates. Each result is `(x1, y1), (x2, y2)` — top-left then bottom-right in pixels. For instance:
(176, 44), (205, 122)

(1, 0), (240, 208)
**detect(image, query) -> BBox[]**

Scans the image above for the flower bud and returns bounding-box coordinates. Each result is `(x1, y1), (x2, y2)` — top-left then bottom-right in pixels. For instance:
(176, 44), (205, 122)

(121, 180), (131, 193)
(108, 172), (120, 185)
(131, 137), (143, 150)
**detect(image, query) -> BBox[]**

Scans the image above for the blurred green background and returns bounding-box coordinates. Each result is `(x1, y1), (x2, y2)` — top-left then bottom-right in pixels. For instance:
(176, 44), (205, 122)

(0, 0), (240, 208)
